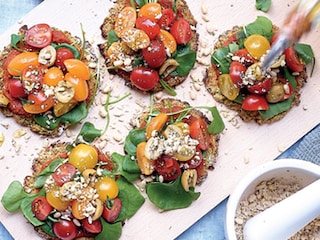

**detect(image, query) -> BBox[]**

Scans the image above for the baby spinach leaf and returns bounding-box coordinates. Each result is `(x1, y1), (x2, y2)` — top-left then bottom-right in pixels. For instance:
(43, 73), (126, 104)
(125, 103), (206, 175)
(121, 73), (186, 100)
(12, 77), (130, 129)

(96, 220), (122, 240)
(256, 0), (271, 12)
(122, 155), (140, 174)
(77, 122), (102, 143)
(173, 45), (196, 76)
(60, 101), (88, 124)
(295, 43), (315, 65)
(107, 30), (120, 46)
(34, 158), (65, 188)
(10, 34), (24, 50)
(124, 127), (146, 155)
(117, 177), (145, 221)
(1, 181), (29, 212)
(111, 153), (140, 182)
(146, 175), (200, 210)
(243, 16), (273, 37)
(206, 106), (225, 134)
(211, 46), (231, 74)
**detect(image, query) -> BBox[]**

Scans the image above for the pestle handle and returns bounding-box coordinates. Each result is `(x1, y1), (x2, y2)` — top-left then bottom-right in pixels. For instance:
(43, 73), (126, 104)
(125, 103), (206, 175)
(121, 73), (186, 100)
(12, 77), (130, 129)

(243, 178), (320, 240)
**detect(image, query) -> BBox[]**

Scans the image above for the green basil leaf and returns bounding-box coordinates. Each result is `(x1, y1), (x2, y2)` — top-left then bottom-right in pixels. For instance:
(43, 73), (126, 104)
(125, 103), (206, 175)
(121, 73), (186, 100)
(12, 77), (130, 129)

(107, 30), (120, 46)
(1, 181), (29, 212)
(174, 45), (196, 76)
(78, 122), (102, 143)
(256, 0), (271, 12)
(146, 174), (200, 210)
(116, 177), (145, 221)
(211, 46), (231, 74)
(294, 43), (315, 65)
(34, 158), (64, 188)
(96, 220), (122, 240)
(10, 34), (24, 50)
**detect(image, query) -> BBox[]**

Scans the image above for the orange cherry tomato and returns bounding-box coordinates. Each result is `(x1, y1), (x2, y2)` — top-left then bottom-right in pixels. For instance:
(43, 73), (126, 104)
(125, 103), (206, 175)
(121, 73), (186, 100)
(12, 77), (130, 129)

(64, 59), (91, 80)
(43, 67), (64, 86)
(65, 73), (89, 102)
(46, 186), (70, 211)
(7, 52), (39, 76)
(71, 200), (87, 220)
(158, 29), (177, 54)
(114, 6), (137, 38)
(138, 3), (162, 22)
(95, 176), (119, 202)
(23, 91), (55, 114)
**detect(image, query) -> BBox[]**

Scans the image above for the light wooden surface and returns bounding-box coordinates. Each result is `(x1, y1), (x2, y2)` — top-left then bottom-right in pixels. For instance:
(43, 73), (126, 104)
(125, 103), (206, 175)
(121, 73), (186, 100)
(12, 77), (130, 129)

(0, 0), (319, 239)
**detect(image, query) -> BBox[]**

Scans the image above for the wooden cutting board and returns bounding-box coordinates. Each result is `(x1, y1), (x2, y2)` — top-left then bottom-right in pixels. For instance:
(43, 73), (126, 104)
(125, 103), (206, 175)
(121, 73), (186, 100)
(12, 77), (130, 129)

(0, 0), (319, 239)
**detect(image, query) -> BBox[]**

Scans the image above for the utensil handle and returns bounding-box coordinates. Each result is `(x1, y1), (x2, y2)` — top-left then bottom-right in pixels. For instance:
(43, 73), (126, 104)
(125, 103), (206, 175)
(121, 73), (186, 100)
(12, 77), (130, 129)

(243, 178), (320, 240)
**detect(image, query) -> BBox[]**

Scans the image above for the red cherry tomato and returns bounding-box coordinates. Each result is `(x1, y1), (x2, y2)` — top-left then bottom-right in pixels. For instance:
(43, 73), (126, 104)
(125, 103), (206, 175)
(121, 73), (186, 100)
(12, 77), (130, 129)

(142, 40), (167, 68)
(53, 220), (77, 240)
(154, 155), (181, 181)
(186, 149), (203, 169)
(233, 48), (256, 66)
(81, 218), (102, 234)
(158, 8), (176, 29)
(170, 19), (192, 44)
(102, 198), (122, 223)
(52, 30), (72, 44)
(280, 79), (293, 100)
(25, 23), (52, 48)
(242, 94), (269, 111)
(22, 65), (44, 88)
(229, 61), (246, 87)
(31, 196), (53, 221)
(53, 163), (77, 186)
(130, 66), (160, 91)
(7, 79), (27, 98)
(23, 90), (55, 114)
(189, 118), (210, 151)
(247, 78), (272, 94)
(55, 48), (75, 72)
(284, 46), (304, 72)
(136, 16), (160, 40)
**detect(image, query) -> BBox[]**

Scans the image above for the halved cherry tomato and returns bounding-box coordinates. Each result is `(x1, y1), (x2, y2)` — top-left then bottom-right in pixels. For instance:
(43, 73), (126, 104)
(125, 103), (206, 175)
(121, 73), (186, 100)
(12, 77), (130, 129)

(102, 198), (122, 223)
(55, 48), (75, 72)
(284, 46), (304, 72)
(52, 30), (72, 44)
(22, 65), (44, 87)
(145, 113), (168, 139)
(189, 118), (210, 151)
(71, 200), (87, 220)
(43, 67), (64, 86)
(53, 219), (77, 240)
(279, 78), (293, 100)
(218, 74), (240, 101)
(7, 79), (27, 98)
(95, 176), (119, 202)
(31, 196), (53, 221)
(221, 32), (238, 47)
(136, 16), (160, 40)
(114, 6), (137, 38)
(242, 94), (269, 111)
(158, 29), (177, 54)
(154, 155), (181, 181)
(186, 149), (203, 169)
(158, 8), (175, 29)
(7, 52), (39, 76)
(244, 34), (270, 60)
(130, 66), (160, 91)
(23, 91), (55, 114)
(46, 186), (70, 211)
(247, 78), (272, 94)
(233, 48), (256, 66)
(25, 23), (52, 48)
(53, 163), (77, 186)
(64, 59), (90, 80)
(65, 73), (89, 102)
(82, 218), (102, 234)
(68, 143), (98, 172)
(142, 40), (167, 68)
(138, 3), (162, 22)
(170, 19), (192, 44)
(229, 61), (246, 87)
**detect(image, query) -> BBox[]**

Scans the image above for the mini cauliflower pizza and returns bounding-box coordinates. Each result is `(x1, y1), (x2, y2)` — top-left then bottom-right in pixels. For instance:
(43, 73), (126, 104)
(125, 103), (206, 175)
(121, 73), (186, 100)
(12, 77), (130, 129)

(122, 98), (224, 210)
(204, 16), (314, 124)
(99, 0), (198, 93)
(1, 142), (145, 240)
(0, 23), (98, 136)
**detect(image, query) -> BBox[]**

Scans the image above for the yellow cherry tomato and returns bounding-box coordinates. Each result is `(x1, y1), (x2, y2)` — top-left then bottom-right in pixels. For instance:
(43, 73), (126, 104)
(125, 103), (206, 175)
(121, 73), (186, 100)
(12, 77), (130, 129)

(46, 186), (70, 211)
(65, 73), (89, 102)
(138, 3), (162, 22)
(244, 34), (270, 60)
(95, 176), (119, 202)
(68, 143), (98, 172)
(43, 67), (64, 86)
(71, 200), (87, 220)
(114, 6), (137, 38)
(64, 59), (91, 80)
(7, 52), (39, 76)
(158, 29), (177, 54)
(218, 74), (240, 100)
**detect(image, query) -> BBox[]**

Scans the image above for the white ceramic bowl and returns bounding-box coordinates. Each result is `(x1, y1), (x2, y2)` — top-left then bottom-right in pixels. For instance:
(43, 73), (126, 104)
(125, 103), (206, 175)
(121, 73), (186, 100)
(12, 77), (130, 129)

(225, 159), (320, 240)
